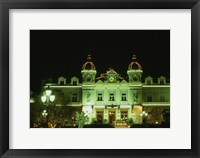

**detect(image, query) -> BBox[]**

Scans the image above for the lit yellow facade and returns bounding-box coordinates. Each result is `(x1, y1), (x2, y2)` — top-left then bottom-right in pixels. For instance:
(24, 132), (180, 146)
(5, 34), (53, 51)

(45, 55), (170, 124)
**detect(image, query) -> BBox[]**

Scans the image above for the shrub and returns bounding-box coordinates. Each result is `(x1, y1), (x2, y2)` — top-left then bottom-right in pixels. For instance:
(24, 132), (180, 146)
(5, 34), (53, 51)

(103, 119), (108, 124)
(126, 118), (133, 125)
(91, 118), (97, 124)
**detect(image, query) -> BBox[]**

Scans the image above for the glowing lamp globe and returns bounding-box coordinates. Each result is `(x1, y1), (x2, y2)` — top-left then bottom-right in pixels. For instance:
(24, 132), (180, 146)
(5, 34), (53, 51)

(45, 89), (52, 96)
(50, 95), (55, 102)
(41, 96), (47, 103)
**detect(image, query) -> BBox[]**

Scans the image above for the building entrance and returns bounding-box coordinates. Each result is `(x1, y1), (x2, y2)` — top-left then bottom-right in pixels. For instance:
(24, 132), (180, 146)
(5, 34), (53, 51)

(121, 110), (128, 121)
(109, 110), (116, 124)
(96, 111), (103, 123)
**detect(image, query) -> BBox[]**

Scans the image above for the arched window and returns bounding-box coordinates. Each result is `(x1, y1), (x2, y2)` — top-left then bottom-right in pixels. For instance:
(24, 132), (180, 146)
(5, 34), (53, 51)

(158, 76), (166, 85)
(58, 77), (66, 85)
(145, 76), (153, 85)
(71, 77), (79, 85)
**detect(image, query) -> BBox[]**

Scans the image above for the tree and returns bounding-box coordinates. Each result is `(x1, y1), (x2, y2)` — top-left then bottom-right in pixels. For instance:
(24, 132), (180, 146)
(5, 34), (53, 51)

(76, 111), (88, 128)
(30, 102), (43, 128)
(47, 106), (82, 128)
(30, 92), (82, 128)
(151, 108), (162, 122)
(162, 109), (170, 123)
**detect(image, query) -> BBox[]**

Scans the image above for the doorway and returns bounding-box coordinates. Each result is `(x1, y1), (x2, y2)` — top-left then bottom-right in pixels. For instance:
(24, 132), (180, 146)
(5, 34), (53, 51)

(121, 110), (128, 121)
(109, 110), (116, 124)
(96, 111), (103, 123)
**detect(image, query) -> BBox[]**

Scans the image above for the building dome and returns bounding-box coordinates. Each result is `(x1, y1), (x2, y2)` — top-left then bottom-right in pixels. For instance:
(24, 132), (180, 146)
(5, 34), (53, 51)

(128, 55), (142, 70)
(82, 54), (96, 70)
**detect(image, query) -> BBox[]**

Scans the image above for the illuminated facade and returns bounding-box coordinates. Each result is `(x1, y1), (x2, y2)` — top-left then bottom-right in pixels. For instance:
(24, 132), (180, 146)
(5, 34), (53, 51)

(44, 55), (170, 124)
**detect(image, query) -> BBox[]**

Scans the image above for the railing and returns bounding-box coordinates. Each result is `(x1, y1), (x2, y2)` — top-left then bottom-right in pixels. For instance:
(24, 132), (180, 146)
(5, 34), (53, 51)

(120, 101), (128, 105)
(142, 102), (170, 106)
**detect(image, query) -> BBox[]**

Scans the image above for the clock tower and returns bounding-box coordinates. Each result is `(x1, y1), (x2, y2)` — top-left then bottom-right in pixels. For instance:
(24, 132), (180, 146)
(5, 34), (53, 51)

(127, 55), (143, 109)
(81, 54), (97, 122)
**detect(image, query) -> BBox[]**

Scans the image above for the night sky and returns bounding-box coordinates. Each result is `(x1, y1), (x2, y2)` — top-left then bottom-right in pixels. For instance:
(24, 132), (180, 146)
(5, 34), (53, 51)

(30, 30), (170, 93)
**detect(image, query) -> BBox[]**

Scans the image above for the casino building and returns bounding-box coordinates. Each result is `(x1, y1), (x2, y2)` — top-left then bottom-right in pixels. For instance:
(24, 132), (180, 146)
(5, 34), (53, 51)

(44, 55), (170, 124)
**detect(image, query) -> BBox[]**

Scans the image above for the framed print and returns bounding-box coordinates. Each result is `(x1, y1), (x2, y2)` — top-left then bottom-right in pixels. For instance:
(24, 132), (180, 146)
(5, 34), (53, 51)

(30, 30), (170, 129)
(0, 0), (200, 157)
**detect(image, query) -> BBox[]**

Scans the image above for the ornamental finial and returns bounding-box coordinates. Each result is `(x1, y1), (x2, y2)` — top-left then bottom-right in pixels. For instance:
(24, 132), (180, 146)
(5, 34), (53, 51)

(87, 54), (92, 60)
(132, 54), (137, 60)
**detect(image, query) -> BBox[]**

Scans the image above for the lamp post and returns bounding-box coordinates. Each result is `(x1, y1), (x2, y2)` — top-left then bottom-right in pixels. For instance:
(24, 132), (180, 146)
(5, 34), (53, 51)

(140, 111), (148, 124)
(41, 87), (55, 128)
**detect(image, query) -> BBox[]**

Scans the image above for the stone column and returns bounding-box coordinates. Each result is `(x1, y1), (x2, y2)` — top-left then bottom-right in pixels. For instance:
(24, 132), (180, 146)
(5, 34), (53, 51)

(92, 107), (96, 120)
(117, 108), (121, 120)
(128, 107), (132, 119)
(104, 108), (108, 122)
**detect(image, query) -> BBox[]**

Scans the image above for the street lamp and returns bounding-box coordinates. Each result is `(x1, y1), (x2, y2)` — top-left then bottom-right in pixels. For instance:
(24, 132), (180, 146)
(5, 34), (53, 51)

(41, 87), (55, 128)
(140, 111), (148, 124)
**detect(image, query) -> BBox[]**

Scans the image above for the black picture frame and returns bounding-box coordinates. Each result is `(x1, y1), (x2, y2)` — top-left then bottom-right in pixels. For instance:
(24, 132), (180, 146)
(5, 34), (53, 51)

(0, 0), (199, 157)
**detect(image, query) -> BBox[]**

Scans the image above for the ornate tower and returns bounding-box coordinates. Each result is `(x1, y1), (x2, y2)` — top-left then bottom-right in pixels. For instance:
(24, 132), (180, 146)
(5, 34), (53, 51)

(81, 54), (97, 123)
(127, 55), (143, 122)
(127, 55), (143, 84)
(81, 54), (97, 84)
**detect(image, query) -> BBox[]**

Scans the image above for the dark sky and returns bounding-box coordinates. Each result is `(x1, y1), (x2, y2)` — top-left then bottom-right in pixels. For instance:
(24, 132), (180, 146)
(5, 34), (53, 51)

(30, 30), (170, 93)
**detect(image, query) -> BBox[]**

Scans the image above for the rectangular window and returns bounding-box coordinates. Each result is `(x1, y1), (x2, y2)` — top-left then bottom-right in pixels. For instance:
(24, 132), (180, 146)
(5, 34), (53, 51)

(121, 93), (127, 101)
(110, 93), (115, 101)
(147, 96), (152, 102)
(97, 93), (103, 101)
(160, 96), (165, 102)
(72, 93), (77, 102)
